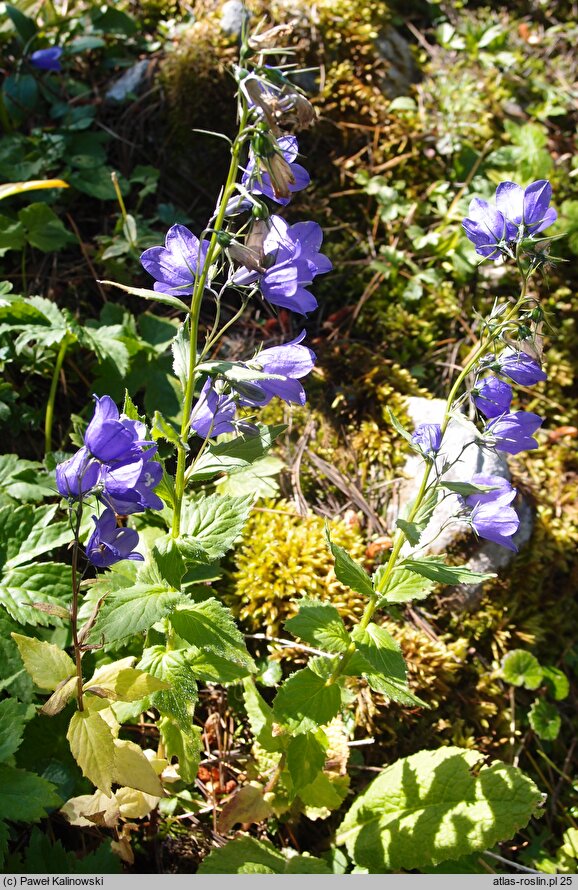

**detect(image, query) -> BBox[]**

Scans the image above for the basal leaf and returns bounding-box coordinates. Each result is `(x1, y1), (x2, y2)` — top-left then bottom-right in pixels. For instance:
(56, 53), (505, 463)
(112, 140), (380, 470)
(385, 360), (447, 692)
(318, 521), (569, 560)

(501, 650), (544, 690)
(180, 493), (254, 560)
(528, 699), (560, 741)
(285, 599), (350, 654)
(11, 633), (75, 691)
(90, 584), (185, 643)
(67, 710), (115, 795)
(0, 765), (60, 823)
(0, 563), (72, 626)
(273, 668), (342, 734)
(0, 504), (72, 570)
(19, 203), (75, 252)
(336, 747), (542, 872)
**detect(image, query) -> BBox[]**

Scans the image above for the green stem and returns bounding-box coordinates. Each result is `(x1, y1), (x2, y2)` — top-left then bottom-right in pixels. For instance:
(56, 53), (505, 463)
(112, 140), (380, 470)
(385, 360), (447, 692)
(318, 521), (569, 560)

(45, 334), (70, 454)
(70, 504), (84, 712)
(171, 105), (249, 538)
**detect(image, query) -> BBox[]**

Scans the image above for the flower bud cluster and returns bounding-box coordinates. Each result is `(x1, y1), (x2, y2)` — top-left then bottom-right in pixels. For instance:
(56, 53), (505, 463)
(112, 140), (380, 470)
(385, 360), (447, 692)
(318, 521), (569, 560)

(55, 396), (164, 567)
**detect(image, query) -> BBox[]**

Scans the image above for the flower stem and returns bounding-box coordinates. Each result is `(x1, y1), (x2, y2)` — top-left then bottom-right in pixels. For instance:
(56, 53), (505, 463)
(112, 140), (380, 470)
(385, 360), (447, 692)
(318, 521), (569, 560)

(45, 334), (71, 454)
(171, 104), (249, 538)
(69, 504), (85, 711)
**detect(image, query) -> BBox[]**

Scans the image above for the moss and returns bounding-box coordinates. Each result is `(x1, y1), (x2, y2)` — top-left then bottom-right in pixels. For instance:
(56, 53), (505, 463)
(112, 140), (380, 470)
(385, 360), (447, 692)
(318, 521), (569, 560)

(225, 499), (367, 636)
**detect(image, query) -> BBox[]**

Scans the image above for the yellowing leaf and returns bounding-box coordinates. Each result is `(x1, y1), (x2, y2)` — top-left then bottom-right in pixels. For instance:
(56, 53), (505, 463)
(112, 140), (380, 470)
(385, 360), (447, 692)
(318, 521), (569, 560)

(60, 791), (120, 829)
(11, 633), (75, 691)
(0, 179), (69, 201)
(217, 783), (273, 834)
(67, 710), (115, 795)
(85, 662), (170, 702)
(112, 739), (163, 796)
(40, 676), (77, 716)
(115, 786), (160, 820)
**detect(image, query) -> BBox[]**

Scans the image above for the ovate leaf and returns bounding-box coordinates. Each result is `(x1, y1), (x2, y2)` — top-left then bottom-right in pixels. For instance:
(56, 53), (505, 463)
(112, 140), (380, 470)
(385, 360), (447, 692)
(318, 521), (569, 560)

(375, 566), (435, 604)
(90, 584), (184, 643)
(326, 532), (374, 598)
(287, 731), (327, 791)
(285, 599), (350, 654)
(180, 493), (254, 560)
(67, 711), (115, 795)
(11, 633), (75, 691)
(336, 747), (542, 871)
(159, 718), (201, 784)
(273, 668), (341, 734)
(112, 740), (163, 796)
(170, 598), (255, 675)
(198, 837), (331, 874)
(347, 624), (425, 707)
(138, 647), (198, 729)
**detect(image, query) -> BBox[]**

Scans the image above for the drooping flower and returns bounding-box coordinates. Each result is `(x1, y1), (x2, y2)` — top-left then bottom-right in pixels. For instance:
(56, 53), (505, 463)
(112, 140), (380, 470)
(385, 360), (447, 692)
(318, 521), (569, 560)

(242, 135), (310, 205)
(464, 473), (520, 551)
(241, 330), (316, 406)
(140, 225), (209, 297)
(84, 395), (150, 465)
(190, 380), (238, 439)
(30, 47), (63, 72)
(55, 447), (101, 498)
(484, 410), (542, 454)
(235, 215), (331, 314)
(473, 376), (513, 418)
(496, 349), (547, 386)
(101, 456), (164, 515)
(86, 508), (144, 568)
(462, 179), (556, 261)
(411, 423), (443, 457)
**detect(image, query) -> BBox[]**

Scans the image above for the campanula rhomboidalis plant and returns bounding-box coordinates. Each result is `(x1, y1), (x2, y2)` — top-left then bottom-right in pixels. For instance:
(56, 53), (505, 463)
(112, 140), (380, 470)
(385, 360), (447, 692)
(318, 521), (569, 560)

(2, 16), (566, 875)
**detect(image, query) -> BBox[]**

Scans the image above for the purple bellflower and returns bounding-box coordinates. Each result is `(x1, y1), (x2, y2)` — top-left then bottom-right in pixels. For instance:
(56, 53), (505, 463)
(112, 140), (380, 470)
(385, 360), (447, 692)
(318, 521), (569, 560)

(140, 225), (210, 297)
(484, 410), (543, 454)
(462, 179), (556, 260)
(101, 456), (163, 515)
(242, 135), (311, 206)
(411, 423), (443, 457)
(84, 395), (151, 465)
(465, 473), (519, 551)
(496, 349), (547, 386)
(191, 380), (238, 439)
(30, 47), (63, 72)
(86, 508), (144, 568)
(55, 447), (101, 498)
(241, 330), (316, 406)
(234, 216), (332, 314)
(473, 376), (513, 418)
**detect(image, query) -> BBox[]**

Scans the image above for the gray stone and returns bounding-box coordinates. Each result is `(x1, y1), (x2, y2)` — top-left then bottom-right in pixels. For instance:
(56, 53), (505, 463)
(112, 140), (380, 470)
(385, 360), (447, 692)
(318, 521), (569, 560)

(374, 25), (418, 99)
(220, 0), (249, 38)
(105, 60), (150, 103)
(388, 396), (534, 602)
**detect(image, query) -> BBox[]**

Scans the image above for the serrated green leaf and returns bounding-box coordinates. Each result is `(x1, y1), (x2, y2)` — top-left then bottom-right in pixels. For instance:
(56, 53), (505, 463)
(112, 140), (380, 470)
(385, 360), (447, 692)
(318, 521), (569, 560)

(0, 765), (60, 823)
(375, 565), (435, 604)
(171, 321), (190, 391)
(501, 650), (544, 690)
(401, 557), (496, 586)
(79, 325), (130, 376)
(326, 531), (374, 598)
(159, 718), (201, 784)
(198, 836), (332, 875)
(395, 518), (423, 546)
(90, 584), (185, 644)
(0, 698), (28, 762)
(287, 731), (328, 791)
(11, 633), (75, 691)
(67, 710), (115, 795)
(273, 668), (342, 734)
(0, 563), (72, 626)
(285, 599), (350, 654)
(151, 411), (181, 447)
(138, 646), (198, 729)
(528, 699), (560, 741)
(387, 408), (413, 443)
(0, 504), (73, 570)
(347, 624), (425, 707)
(336, 747), (542, 871)
(150, 535), (186, 589)
(170, 598), (255, 675)
(298, 771), (348, 811)
(180, 493), (254, 560)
